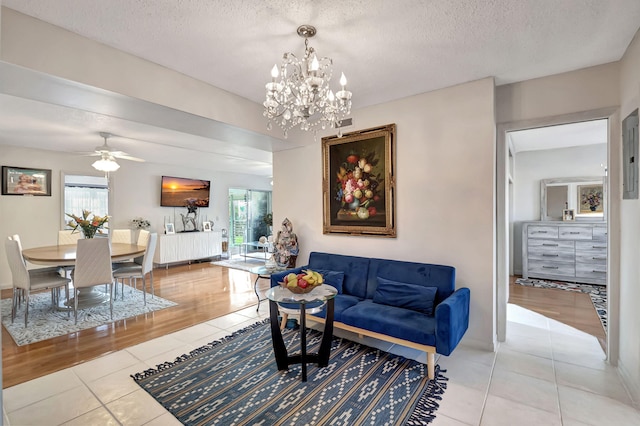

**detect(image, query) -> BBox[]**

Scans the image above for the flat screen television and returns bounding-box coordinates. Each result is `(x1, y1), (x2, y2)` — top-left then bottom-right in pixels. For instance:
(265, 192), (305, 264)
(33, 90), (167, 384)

(161, 175), (210, 207)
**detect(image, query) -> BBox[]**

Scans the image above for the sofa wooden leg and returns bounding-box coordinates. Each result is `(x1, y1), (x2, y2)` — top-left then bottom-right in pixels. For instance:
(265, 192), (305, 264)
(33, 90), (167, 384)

(280, 313), (288, 330)
(427, 352), (435, 379)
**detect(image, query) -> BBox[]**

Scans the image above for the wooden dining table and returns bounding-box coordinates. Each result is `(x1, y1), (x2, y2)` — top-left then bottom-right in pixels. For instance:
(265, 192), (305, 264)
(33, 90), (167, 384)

(22, 242), (146, 308)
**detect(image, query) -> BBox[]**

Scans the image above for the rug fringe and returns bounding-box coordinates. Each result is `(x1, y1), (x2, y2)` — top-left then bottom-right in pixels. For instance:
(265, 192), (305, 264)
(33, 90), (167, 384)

(130, 318), (270, 381)
(404, 365), (449, 425)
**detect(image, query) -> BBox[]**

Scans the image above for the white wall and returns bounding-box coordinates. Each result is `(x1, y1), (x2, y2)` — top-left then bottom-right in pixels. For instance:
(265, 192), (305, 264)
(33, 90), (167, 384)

(273, 78), (497, 351)
(618, 28), (640, 402)
(511, 144), (607, 274)
(0, 145), (271, 288)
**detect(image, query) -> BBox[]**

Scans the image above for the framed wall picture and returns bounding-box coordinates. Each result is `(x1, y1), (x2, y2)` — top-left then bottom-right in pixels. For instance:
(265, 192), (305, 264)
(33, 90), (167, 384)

(165, 223), (175, 234)
(562, 209), (575, 221)
(322, 124), (396, 237)
(578, 184), (604, 214)
(202, 221), (212, 232)
(2, 166), (52, 196)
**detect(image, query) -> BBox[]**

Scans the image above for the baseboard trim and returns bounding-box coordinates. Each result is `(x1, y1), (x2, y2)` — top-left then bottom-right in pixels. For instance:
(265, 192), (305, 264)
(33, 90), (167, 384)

(618, 359), (640, 406)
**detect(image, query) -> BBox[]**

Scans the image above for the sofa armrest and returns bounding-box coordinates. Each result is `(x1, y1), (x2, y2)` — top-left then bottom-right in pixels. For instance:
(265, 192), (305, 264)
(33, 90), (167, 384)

(435, 287), (470, 356)
(270, 266), (307, 288)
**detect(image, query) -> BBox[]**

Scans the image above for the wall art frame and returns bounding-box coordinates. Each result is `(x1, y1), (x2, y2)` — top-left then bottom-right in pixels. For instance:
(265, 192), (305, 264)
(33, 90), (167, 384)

(322, 123), (396, 237)
(1, 166), (52, 196)
(578, 184), (604, 214)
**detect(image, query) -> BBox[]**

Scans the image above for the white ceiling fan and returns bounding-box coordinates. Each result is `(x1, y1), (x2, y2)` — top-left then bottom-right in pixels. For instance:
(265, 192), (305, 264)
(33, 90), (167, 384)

(91, 132), (145, 162)
(80, 132), (145, 172)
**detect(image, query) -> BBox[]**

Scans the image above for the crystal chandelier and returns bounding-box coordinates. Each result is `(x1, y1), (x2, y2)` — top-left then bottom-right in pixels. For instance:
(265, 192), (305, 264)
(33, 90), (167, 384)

(264, 25), (352, 138)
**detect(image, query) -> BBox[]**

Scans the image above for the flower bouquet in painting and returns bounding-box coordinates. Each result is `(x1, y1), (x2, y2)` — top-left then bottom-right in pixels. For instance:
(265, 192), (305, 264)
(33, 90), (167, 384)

(334, 152), (384, 221)
(66, 210), (109, 238)
(279, 270), (323, 294)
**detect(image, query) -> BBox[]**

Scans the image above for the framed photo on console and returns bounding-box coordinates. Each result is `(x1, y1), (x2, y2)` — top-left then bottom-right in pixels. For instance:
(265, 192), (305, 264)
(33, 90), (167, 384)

(165, 223), (175, 234)
(322, 124), (396, 237)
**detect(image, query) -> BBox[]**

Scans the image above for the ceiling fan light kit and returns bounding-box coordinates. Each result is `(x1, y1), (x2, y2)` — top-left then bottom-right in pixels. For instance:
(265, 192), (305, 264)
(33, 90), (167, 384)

(264, 24), (353, 139)
(89, 132), (144, 172)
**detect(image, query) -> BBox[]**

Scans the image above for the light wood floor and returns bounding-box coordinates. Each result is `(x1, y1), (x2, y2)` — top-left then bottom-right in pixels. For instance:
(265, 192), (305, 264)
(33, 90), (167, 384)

(509, 275), (607, 350)
(1, 267), (607, 389)
(1, 262), (272, 389)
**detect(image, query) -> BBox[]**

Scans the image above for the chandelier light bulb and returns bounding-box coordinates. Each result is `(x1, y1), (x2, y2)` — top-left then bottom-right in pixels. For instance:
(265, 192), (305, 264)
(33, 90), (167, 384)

(271, 64), (279, 79)
(340, 72), (347, 87)
(310, 55), (319, 72)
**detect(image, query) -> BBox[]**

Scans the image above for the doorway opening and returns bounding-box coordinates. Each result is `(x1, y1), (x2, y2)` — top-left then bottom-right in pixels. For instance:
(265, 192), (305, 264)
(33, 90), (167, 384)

(228, 188), (272, 259)
(497, 110), (617, 360)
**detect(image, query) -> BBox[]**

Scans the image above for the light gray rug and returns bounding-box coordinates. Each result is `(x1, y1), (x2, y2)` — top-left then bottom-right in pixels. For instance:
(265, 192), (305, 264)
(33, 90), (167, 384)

(2, 285), (178, 346)
(211, 258), (266, 272)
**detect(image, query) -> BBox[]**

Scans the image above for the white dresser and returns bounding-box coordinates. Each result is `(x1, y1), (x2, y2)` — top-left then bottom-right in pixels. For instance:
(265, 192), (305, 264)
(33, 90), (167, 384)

(154, 231), (222, 267)
(522, 222), (607, 285)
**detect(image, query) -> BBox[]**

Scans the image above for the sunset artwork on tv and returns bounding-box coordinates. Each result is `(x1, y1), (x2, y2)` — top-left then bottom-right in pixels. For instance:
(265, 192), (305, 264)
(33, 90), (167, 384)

(161, 176), (210, 207)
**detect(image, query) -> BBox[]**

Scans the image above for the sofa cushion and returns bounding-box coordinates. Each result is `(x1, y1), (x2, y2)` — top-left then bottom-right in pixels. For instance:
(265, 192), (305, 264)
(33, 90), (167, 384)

(373, 277), (438, 315)
(368, 258), (456, 303)
(313, 269), (345, 293)
(309, 252), (371, 299)
(311, 294), (361, 323)
(340, 300), (437, 347)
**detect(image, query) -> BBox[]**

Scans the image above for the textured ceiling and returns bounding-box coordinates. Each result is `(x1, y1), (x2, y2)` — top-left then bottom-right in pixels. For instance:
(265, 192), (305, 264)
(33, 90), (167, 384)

(1, 0), (639, 172)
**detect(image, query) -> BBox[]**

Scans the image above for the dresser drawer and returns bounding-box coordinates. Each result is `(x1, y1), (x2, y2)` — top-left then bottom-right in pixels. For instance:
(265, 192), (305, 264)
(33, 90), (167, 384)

(528, 239), (574, 251)
(527, 260), (575, 277)
(593, 226), (607, 241)
(527, 226), (558, 239)
(558, 226), (593, 240)
(576, 264), (607, 280)
(575, 240), (607, 253)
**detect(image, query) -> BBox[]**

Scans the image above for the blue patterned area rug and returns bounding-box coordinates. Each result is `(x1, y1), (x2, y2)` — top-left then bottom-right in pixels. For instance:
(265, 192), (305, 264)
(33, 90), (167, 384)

(132, 320), (448, 425)
(515, 277), (607, 331)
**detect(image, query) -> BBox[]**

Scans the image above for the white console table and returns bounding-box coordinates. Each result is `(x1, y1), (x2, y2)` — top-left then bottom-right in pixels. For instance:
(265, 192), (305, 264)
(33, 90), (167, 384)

(154, 231), (222, 267)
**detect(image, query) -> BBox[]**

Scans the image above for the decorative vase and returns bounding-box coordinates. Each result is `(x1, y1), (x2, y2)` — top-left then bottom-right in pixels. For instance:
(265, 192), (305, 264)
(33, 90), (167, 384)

(265, 254), (277, 271)
(590, 205), (597, 211)
(83, 228), (97, 239)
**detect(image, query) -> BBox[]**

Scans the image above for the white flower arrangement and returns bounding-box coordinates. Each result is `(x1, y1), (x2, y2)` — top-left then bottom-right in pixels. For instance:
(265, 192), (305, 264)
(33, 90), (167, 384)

(131, 217), (151, 230)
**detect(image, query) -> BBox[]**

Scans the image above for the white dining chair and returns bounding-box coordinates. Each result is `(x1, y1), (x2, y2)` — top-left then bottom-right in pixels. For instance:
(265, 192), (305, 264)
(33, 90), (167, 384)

(113, 233), (157, 305)
(5, 239), (71, 327)
(58, 230), (82, 245)
(111, 229), (133, 244)
(72, 238), (114, 324)
(133, 229), (150, 265)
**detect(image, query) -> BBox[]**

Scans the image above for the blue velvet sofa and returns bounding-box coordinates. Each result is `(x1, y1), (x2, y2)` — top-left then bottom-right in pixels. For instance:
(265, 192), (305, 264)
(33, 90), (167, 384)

(270, 251), (471, 379)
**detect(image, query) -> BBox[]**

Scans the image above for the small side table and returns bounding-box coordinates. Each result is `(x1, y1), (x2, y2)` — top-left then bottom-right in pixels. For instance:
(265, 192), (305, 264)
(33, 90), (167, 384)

(249, 266), (287, 311)
(265, 285), (338, 382)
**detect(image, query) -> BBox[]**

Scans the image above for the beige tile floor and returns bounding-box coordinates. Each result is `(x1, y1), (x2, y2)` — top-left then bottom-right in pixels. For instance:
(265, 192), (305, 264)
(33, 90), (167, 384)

(3, 303), (640, 425)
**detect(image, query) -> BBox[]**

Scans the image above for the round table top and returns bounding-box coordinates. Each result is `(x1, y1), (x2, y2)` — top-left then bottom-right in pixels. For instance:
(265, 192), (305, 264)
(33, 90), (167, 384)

(266, 284), (338, 304)
(22, 242), (146, 266)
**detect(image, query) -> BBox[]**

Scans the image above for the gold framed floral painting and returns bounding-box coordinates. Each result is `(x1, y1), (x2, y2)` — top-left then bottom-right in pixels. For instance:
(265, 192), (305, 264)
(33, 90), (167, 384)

(322, 124), (396, 237)
(578, 184), (604, 214)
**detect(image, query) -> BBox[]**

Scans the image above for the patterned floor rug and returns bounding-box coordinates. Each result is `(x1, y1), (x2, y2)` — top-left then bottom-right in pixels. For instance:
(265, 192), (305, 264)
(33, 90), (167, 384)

(133, 320), (448, 425)
(1, 285), (177, 346)
(515, 278), (607, 331)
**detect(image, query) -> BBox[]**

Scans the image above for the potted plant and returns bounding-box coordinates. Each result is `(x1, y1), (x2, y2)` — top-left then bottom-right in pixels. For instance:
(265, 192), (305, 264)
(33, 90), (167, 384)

(263, 213), (273, 234)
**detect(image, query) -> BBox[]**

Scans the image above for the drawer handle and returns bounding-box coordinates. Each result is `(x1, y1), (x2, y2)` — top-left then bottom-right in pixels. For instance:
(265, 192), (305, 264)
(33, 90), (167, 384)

(542, 243), (559, 247)
(543, 254), (559, 257)
(592, 257), (607, 261)
(569, 232), (580, 234)
(592, 246), (607, 249)
(592, 270), (606, 274)
(536, 231), (548, 233)
(542, 266), (559, 269)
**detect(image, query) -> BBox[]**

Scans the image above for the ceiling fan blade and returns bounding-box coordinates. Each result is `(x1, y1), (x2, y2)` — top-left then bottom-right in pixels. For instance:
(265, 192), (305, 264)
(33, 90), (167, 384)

(113, 153), (145, 162)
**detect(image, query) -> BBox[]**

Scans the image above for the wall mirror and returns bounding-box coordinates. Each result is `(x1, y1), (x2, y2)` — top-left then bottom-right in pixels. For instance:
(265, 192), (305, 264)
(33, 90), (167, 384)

(540, 176), (606, 221)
